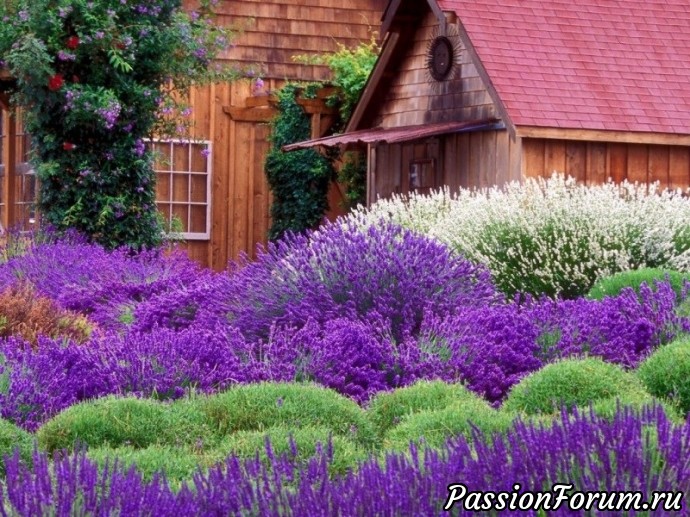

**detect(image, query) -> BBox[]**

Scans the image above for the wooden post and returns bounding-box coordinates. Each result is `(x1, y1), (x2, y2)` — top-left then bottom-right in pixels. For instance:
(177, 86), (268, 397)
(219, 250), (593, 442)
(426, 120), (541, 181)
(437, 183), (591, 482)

(1, 108), (16, 231)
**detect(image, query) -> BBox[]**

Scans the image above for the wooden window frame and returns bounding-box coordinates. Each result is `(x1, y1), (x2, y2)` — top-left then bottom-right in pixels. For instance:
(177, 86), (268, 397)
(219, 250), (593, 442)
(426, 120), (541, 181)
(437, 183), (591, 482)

(149, 138), (212, 241)
(408, 158), (436, 191)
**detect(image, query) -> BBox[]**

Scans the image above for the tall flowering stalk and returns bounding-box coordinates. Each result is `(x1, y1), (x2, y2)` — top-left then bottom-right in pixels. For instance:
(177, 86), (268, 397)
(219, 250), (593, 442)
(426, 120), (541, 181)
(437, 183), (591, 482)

(0, 406), (687, 515)
(0, 0), (237, 249)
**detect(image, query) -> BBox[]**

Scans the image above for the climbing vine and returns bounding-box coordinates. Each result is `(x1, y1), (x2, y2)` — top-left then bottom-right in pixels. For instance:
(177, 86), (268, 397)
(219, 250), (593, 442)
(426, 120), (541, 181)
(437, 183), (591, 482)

(293, 37), (379, 208)
(0, 0), (238, 249)
(264, 84), (334, 241)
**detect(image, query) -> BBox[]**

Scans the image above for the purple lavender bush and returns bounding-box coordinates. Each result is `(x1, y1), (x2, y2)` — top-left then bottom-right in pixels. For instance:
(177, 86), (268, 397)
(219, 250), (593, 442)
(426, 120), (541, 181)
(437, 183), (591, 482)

(224, 221), (501, 342)
(1, 406), (688, 515)
(0, 336), (114, 431)
(525, 281), (688, 368)
(0, 239), (204, 330)
(0, 327), (267, 430)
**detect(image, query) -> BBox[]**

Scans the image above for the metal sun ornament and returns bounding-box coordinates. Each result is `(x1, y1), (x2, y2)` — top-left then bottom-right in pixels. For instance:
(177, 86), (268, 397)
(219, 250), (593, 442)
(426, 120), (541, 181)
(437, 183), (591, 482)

(425, 26), (462, 87)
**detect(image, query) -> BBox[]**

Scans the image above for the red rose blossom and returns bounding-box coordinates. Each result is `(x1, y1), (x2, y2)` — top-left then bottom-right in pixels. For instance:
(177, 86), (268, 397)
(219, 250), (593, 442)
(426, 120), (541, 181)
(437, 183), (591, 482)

(63, 142), (76, 151)
(48, 74), (64, 91)
(66, 36), (80, 50)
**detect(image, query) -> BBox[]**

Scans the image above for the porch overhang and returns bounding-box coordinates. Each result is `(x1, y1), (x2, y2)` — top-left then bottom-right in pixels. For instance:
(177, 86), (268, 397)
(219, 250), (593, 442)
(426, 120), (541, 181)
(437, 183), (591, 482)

(282, 118), (502, 151)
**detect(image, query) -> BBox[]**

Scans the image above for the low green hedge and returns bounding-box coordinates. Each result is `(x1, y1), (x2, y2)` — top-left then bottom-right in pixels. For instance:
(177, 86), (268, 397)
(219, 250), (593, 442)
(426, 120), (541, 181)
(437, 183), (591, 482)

(217, 425), (366, 476)
(0, 418), (34, 473)
(196, 383), (378, 449)
(383, 398), (514, 451)
(503, 358), (648, 416)
(638, 336), (690, 416)
(367, 381), (480, 436)
(37, 396), (212, 453)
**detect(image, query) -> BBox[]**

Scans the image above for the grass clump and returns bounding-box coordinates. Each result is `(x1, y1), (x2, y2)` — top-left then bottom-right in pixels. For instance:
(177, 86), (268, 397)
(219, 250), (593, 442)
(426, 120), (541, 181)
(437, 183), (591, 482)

(367, 381), (480, 436)
(590, 394), (683, 423)
(86, 444), (214, 489)
(638, 336), (690, 416)
(0, 418), (34, 473)
(197, 383), (377, 449)
(37, 396), (212, 453)
(503, 357), (648, 416)
(217, 425), (367, 476)
(587, 268), (690, 301)
(383, 398), (515, 451)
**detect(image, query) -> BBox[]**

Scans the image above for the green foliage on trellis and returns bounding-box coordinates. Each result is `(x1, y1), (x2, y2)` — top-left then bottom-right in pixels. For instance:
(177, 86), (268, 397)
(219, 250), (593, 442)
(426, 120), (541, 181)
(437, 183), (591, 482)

(264, 84), (334, 242)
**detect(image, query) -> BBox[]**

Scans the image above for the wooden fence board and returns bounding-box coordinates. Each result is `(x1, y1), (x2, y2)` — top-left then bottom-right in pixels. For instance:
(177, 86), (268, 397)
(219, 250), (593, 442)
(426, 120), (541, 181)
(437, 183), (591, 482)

(627, 145), (649, 185)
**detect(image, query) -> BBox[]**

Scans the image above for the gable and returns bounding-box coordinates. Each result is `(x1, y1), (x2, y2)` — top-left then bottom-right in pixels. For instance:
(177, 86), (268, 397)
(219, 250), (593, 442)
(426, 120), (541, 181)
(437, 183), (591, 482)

(366, 10), (498, 128)
(438, 0), (690, 134)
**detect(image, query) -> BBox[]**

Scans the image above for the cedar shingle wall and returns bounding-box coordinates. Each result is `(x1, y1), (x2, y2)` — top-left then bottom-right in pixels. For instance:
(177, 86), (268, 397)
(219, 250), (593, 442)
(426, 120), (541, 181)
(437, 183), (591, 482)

(205, 0), (386, 81)
(372, 13), (497, 128)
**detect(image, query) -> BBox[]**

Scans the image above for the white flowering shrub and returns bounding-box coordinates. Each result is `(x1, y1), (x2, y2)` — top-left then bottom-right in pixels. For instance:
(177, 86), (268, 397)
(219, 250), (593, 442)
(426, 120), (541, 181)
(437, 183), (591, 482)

(347, 174), (690, 298)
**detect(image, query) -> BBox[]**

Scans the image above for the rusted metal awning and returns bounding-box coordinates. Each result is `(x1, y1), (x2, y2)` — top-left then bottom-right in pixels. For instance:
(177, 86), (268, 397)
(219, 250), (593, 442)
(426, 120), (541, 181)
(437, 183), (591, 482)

(282, 118), (501, 151)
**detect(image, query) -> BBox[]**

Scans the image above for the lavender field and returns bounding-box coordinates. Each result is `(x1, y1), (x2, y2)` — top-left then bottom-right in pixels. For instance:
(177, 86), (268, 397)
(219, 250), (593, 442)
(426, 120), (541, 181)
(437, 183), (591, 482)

(1, 178), (690, 515)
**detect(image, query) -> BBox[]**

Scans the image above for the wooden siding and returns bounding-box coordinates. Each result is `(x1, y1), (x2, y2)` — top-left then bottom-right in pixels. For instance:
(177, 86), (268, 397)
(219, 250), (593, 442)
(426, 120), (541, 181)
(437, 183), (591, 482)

(0, 1), (385, 269)
(176, 79), (348, 269)
(176, 0), (385, 269)
(522, 138), (690, 190)
(208, 0), (386, 81)
(371, 13), (497, 128)
(371, 129), (517, 201)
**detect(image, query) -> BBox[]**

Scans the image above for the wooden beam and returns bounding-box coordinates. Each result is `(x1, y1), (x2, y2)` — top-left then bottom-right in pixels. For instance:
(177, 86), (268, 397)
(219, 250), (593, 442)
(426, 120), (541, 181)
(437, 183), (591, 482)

(380, 0), (402, 37)
(223, 106), (276, 122)
(2, 109), (16, 230)
(346, 30), (400, 132)
(517, 126), (690, 147)
(454, 19), (515, 138)
(427, 0), (447, 35)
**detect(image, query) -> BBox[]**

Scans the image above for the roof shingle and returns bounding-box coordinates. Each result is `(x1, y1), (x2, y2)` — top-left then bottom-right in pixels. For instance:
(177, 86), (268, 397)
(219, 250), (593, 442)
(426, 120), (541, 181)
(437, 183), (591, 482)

(438, 0), (690, 134)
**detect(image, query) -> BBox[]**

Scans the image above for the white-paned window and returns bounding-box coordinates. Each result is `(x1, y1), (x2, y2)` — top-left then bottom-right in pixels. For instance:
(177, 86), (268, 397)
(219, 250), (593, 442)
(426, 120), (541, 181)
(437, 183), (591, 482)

(149, 139), (212, 240)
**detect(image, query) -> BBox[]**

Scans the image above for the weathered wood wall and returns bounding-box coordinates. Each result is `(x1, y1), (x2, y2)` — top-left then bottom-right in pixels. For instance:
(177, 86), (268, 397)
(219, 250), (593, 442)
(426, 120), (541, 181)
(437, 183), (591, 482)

(371, 129), (520, 200)
(522, 138), (690, 190)
(210, 0), (386, 81)
(370, 13), (497, 128)
(177, 0), (385, 270)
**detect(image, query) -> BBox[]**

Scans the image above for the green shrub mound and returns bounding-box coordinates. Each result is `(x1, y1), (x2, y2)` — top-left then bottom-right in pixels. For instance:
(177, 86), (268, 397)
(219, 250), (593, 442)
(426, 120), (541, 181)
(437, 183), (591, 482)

(37, 396), (212, 453)
(197, 383), (377, 449)
(87, 445), (215, 489)
(502, 358), (648, 416)
(587, 268), (690, 301)
(589, 394), (683, 423)
(0, 418), (34, 473)
(383, 398), (514, 452)
(638, 337), (690, 416)
(217, 425), (367, 476)
(367, 381), (480, 436)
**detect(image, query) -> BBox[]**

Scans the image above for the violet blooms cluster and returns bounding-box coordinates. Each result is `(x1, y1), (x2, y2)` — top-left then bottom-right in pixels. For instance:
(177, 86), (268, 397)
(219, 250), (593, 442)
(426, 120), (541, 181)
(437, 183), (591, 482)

(0, 407), (687, 515)
(0, 238), (205, 330)
(223, 222), (502, 343)
(0, 327), (267, 431)
(0, 222), (688, 427)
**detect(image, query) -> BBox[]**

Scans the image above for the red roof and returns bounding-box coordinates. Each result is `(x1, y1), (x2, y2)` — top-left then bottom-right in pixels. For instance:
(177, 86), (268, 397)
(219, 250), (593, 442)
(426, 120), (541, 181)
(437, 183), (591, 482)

(282, 119), (499, 151)
(438, 0), (690, 134)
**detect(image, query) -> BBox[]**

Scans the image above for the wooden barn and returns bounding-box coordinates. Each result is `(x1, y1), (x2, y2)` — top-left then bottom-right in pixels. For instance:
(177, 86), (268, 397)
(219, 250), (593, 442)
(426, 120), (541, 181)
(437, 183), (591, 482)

(0, 0), (385, 269)
(286, 0), (690, 203)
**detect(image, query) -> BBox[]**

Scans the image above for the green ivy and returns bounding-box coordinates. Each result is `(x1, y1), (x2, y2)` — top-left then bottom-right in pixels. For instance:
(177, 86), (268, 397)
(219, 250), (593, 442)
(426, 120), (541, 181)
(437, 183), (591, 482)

(264, 84), (334, 241)
(294, 38), (379, 208)
(0, 0), (239, 250)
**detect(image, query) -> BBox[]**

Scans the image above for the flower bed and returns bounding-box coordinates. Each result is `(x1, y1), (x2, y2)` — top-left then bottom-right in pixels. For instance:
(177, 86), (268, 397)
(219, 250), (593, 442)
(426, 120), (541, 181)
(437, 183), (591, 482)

(0, 177), (690, 512)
